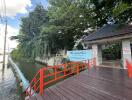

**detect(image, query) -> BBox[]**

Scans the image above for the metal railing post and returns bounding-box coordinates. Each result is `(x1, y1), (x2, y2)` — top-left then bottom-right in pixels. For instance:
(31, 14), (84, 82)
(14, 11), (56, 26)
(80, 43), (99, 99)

(64, 64), (66, 76)
(39, 69), (44, 95)
(54, 66), (57, 80)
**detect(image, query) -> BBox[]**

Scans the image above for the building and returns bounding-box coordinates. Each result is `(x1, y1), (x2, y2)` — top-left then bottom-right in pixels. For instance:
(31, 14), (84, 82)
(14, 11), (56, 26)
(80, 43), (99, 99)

(83, 24), (132, 69)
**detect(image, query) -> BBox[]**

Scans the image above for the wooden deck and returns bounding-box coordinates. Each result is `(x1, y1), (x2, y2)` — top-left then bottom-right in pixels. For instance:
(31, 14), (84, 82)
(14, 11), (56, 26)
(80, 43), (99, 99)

(28, 67), (132, 100)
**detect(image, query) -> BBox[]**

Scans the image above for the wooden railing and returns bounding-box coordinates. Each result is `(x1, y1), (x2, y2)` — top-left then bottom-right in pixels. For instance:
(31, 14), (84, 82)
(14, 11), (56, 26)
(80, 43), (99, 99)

(25, 58), (96, 97)
(126, 59), (132, 78)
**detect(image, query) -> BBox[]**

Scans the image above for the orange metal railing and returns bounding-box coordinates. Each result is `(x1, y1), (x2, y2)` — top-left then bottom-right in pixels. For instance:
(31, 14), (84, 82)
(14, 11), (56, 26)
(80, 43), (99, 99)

(126, 59), (132, 78)
(25, 58), (96, 97)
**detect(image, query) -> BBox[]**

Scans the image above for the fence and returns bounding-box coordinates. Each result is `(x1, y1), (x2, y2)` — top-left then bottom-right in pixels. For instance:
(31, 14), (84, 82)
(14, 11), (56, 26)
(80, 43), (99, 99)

(25, 58), (96, 97)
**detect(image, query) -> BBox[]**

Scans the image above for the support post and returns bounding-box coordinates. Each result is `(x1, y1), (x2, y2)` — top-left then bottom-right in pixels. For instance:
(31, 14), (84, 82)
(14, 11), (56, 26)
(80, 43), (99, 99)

(39, 69), (44, 95)
(122, 39), (132, 69)
(64, 64), (66, 76)
(54, 66), (57, 80)
(92, 44), (102, 66)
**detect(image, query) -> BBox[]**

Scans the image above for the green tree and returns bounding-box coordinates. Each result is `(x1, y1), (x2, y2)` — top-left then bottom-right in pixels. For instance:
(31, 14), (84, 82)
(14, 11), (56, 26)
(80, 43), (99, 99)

(12, 4), (49, 58)
(11, 1), (132, 60)
(47, 0), (95, 50)
(113, 0), (132, 23)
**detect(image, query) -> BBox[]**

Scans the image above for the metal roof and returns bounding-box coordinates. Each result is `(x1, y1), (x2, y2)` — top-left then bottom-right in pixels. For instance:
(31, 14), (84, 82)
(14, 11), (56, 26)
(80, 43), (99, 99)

(83, 24), (132, 42)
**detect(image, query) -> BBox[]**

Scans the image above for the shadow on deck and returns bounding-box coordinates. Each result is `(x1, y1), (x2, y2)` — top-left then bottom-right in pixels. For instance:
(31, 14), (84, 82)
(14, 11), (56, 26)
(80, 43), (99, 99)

(28, 67), (132, 100)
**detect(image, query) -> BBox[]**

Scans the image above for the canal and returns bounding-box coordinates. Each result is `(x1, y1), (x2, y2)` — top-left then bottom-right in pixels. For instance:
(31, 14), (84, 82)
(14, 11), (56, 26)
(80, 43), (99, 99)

(0, 55), (66, 100)
(0, 55), (49, 100)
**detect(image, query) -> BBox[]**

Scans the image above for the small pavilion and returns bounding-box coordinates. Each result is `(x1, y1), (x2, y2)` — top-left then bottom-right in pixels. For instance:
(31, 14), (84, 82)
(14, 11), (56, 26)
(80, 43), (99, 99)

(83, 24), (132, 69)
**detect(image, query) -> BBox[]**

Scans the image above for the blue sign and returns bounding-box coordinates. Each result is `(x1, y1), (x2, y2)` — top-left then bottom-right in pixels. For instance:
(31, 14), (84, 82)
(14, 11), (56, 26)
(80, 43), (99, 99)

(67, 50), (92, 61)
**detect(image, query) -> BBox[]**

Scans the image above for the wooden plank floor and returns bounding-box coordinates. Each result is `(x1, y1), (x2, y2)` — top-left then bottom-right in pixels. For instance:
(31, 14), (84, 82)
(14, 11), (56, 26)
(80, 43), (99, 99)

(29, 67), (132, 100)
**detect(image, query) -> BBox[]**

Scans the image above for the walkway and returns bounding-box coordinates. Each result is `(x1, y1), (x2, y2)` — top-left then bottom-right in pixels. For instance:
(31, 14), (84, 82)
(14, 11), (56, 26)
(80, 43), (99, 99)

(28, 67), (132, 100)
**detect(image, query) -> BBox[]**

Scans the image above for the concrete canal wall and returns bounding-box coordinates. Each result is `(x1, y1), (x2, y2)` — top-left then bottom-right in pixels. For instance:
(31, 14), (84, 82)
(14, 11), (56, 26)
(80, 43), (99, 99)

(8, 57), (30, 92)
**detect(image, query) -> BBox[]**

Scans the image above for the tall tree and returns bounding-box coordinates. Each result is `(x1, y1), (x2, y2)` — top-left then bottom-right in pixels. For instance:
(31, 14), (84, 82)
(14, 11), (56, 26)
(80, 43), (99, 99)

(47, 0), (94, 50)
(12, 4), (49, 58)
(11, 1), (132, 59)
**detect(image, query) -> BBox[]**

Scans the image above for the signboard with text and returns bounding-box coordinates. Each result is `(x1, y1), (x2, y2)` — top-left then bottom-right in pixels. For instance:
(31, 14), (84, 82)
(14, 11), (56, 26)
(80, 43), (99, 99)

(67, 50), (92, 61)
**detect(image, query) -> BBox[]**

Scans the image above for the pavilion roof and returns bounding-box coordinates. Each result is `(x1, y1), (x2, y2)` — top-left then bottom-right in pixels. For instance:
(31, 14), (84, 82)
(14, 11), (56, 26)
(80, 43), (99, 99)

(83, 24), (132, 42)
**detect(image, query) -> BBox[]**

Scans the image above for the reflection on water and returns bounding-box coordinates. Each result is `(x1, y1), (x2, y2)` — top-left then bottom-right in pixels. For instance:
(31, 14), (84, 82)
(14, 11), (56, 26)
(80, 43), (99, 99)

(16, 61), (47, 82)
(0, 55), (19, 100)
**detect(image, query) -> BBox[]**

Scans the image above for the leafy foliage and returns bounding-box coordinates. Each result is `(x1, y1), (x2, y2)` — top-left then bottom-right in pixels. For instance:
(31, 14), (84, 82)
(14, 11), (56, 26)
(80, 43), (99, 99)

(11, 5), (49, 58)
(11, 1), (132, 59)
(102, 43), (121, 60)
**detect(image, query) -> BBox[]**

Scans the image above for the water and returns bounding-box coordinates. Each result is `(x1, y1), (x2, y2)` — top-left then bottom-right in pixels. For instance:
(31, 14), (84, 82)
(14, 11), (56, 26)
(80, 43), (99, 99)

(16, 61), (47, 82)
(15, 60), (66, 92)
(0, 55), (63, 100)
(0, 55), (19, 100)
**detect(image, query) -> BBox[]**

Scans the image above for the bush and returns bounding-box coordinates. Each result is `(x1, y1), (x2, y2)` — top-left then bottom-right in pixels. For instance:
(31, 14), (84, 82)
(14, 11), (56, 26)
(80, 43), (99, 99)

(11, 48), (34, 62)
(102, 43), (121, 60)
(11, 48), (23, 61)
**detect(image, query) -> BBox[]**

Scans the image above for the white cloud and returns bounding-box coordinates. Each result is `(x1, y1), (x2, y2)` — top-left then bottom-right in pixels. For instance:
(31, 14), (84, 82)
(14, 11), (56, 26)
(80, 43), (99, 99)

(0, 0), (32, 17)
(0, 24), (18, 53)
(0, 0), (32, 53)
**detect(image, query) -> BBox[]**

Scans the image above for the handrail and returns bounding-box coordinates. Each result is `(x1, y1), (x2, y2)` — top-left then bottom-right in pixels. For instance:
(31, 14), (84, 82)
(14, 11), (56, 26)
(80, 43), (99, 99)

(25, 58), (96, 97)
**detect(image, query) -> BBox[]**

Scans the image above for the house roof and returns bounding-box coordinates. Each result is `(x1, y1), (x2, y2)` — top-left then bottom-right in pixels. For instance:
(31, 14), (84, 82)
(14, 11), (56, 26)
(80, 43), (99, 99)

(83, 24), (132, 42)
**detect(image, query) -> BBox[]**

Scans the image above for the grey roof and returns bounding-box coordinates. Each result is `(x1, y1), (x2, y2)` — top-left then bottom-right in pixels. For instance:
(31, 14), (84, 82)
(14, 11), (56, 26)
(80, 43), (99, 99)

(83, 24), (132, 41)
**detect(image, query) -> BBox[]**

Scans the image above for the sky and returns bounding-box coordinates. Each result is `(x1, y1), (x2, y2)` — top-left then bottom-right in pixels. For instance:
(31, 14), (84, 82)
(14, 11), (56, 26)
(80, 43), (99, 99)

(0, 0), (49, 53)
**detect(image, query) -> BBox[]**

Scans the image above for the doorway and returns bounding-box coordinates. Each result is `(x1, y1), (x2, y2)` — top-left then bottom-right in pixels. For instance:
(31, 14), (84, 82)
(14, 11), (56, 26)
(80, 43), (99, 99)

(101, 42), (122, 68)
